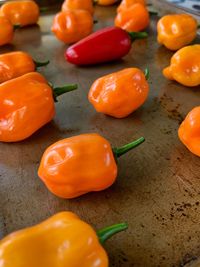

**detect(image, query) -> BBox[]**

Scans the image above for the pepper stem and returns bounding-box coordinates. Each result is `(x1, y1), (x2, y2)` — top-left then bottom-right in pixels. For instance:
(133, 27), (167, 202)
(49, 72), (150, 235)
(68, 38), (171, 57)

(128, 31), (148, 42)
(144, 68), (150, 80)
(113, 137), (145, 158)
(13, 24), (21, 30)
(53, 84), (78, 102)
(34, 60), (50, 68)
(97, 223), (128, 245)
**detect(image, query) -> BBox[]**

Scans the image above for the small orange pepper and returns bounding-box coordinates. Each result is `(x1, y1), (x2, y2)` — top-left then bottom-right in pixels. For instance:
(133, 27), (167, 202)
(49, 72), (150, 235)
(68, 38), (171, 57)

(38, 133), (145, 198)
(0, 72), (77, 142)
(115, 3), (149, 32)
(0, 0), (40, 27)
(117, 0), (146, 12)
(178, 106), (200, 157)
(96, 0), (119, 6)
(157, 14), (197, 51)
(62, 0), (94, 14)
(163, 45), (200, 87)
(88, 68), (149, 118)
(0, 211), (128, 267)
(52, 10), (93, 44)
(0, 16), (14, 46)
(0, 51), (49, 83)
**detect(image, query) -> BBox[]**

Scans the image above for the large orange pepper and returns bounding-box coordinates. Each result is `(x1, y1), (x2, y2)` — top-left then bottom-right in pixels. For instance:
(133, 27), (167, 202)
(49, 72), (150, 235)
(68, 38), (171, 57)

(157, 14), (197, 51)
(52, 10), (93, 44)
(88, 68), (149, 118)
(0, 51), (49, 83)
(117, 0), (146, 12)
(115, 3), (149, 32)
(163, 45), (200, 87)
(0, 72), (77, 142)
(38, 133), (145, 198)
(0, 211), (128, 267)
(62, 0), (94, 14)
(96, 0), (119, 6)
(178, 106), (200, 157)
(0, 16), (14, 46)
(0, 0), (40, 27)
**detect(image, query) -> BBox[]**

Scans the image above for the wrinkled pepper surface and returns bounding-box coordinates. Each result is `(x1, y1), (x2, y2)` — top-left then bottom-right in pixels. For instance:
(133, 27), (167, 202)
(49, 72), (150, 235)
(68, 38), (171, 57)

(178, 106), (200, 157)
(66, 26), (147, 65)
(62, 0), (94, 14)
(157, 14), (197, 51)
(0, 16), (14, 46)
(96, 0), (119, 6)
(52, 10), (93, 44)
(0, 211), (128, 267)
(89, 68), (149, 118)
(38, 133), (145, 198)
(117, 0), (146, 12)
(163, 45), (200, 87)
(0, 72), (77, 142)
(115, 3), (149, 32)
(0, 51), (49, 83)
(0, 0), (40, 27)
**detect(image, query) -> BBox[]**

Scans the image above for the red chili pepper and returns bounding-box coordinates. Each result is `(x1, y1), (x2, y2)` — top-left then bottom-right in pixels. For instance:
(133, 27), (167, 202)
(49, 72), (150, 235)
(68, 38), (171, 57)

(65, 26), (148, 65)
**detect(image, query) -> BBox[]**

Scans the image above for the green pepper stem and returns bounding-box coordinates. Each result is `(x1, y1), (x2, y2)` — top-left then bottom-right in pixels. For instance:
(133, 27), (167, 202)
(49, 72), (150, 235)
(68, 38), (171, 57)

(113, 137), (145, 158)
(13, 24), (21, 30)
(144, 68), (150, 80)
(149, 10), (158, 15)
(34, 60), (50, 68)
(53, 84), (78, 102)
(97, 223), (128, 245)
(128, 31), (148, 42)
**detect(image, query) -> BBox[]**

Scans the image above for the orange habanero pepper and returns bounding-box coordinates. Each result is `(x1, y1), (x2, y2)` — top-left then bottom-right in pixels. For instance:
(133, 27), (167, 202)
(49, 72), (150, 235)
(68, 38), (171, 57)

(38, 133), (145, 198)
(62, 0), (94, 15)
(117, 0), (146, 12)
(163, 45), (200, 87)
(0, 0), (40, 27)
(0, 51), (49, 83)
(0, 211), (128, 267)
(0, 72), (77, 142)
(52, 10), (93, 44)
(88, 68), (149, 118)
(96, 0), (119, 6)
(157, 14), (197, 51)
(115, 3), (149, 32)
(0, 16), (14, 46)
(178, 106), (200, 157)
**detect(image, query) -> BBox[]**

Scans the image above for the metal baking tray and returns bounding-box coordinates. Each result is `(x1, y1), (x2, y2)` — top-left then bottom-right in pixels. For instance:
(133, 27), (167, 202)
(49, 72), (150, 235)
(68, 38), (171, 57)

(0, 2), (200, 267)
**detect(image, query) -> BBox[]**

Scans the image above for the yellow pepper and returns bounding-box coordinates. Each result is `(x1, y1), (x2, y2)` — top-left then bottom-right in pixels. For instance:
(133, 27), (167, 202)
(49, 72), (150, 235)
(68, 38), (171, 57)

(157, 14), (197, 51)
(163, 45), (200, 87)
(0, 212), (127, 267)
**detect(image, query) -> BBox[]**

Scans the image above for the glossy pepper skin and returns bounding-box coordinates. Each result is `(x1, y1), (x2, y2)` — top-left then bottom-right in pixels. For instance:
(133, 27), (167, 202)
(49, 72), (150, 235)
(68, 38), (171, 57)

(62, 0), (94, 14)
(0, 0), (39, 27)
(0, 16), (14, 46)
(38, 133), (145, 198)
(117, 0), (146, 12)
(0, 72), (77, 142)
(163, 45), (200, 87)
(96, 0), (119, 6)
(157, 14), (197, 51)
(66, 26), (147, 65)
(52, 10), (93, 44)
(89, 68), (149, 118)
(178, 106), (200, 157)
(0, 51), (49, 83)
(0, 211), (128, 267)
(115, 3), (149, 32)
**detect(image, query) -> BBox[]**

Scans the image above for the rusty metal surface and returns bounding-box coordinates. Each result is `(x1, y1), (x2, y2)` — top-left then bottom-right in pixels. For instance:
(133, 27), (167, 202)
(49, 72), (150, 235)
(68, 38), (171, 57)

(0, 4), (200, 267)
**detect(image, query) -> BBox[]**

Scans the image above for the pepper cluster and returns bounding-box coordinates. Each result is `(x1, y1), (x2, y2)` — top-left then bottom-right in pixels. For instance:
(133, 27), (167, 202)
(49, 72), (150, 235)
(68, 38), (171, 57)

(0, 0), (199, 266)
